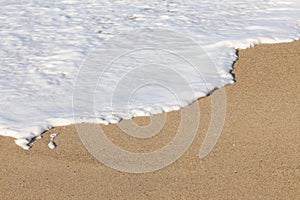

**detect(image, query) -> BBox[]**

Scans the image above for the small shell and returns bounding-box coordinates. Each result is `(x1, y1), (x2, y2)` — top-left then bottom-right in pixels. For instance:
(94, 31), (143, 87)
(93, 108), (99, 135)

(50, 133), (58, 140)
(48, 141), (56, 149)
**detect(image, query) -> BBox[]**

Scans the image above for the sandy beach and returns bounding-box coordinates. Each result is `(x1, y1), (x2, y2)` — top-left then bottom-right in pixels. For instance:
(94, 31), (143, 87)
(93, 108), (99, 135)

(0, 40), (299, 199)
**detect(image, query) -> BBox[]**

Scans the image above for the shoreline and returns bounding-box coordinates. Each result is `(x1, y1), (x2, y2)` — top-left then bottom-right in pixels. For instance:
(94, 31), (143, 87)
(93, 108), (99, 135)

(1, 40), (299, 199)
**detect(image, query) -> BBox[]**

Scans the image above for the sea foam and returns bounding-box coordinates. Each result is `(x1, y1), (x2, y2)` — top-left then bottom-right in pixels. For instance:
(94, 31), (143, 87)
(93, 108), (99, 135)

(0, 0), (299, 148)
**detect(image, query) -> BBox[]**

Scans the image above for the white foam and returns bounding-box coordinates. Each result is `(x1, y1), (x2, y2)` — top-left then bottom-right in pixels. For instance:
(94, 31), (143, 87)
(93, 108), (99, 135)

(15, 138), (31, 150)
(0, 0), (299, 146)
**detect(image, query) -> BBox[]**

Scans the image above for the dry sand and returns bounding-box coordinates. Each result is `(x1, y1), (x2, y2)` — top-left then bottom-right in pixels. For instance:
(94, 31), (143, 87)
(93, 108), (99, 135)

(0, 40), (299, 199)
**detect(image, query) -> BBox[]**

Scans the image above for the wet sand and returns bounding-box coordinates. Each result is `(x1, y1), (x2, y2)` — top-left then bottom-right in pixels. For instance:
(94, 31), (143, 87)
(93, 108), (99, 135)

(0, 40), (299, 199)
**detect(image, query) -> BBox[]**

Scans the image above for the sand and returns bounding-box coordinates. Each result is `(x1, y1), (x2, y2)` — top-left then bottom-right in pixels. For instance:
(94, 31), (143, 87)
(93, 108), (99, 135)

(0, 40), (299, 199)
